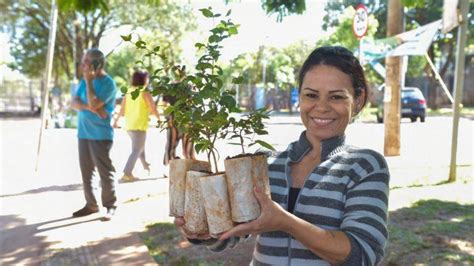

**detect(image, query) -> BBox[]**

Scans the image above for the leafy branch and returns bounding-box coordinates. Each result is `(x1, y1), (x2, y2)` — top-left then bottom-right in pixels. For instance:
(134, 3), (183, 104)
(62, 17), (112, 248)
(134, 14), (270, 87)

(119, 7), (273, 172)
(227, 109), (275, 154)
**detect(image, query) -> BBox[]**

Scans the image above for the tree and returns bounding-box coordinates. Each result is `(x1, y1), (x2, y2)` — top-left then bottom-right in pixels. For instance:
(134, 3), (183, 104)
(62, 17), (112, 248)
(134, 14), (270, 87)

(260, 0), (306, 22)
(0, 0), (196, 92)
(222, 40), (313, 111)
(311, 0), (473, 108)
(317, 6), (383, 87)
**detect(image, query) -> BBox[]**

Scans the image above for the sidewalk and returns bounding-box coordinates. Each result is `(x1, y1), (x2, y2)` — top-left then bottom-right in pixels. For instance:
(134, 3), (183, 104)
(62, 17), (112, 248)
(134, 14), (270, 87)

(1, 173), (171, 265)
(0, 118), (172, 265)
(1, 116), (472, 265)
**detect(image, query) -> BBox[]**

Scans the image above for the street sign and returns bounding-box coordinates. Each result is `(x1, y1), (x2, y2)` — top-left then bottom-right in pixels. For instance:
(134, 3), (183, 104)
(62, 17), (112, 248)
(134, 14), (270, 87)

(353, 4), (368, 39)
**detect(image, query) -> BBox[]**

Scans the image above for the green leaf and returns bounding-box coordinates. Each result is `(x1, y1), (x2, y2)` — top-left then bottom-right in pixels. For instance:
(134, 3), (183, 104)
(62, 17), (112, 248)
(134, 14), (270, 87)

(226, 9), (232, 16)
(131, 88), (141, 100)
(120, 34), (132, 42)
(200, 8), (213, 18)
(208, 35), (221, 43)
(153, 68), (163, 76)
(135, 40), (147, 49)
(228, 26), (238, 35)
(196, 62), (213, 71)
(254, 140), (275, 151)
(120, 86), (128, 94)
(153, 46), (160, 52)
(232, 76), (244, 84)
(220, 95), (236, 109)
(195, 43), (206, 49)
(164, 105), (175, 115)
(228, 143), (241, 146)
(195, 143), (204, 153)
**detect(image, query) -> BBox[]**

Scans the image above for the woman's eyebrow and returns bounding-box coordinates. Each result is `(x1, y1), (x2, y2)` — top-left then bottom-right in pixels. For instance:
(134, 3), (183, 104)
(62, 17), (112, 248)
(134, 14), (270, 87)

(302, 87), (318, 92)
(328, 89), (350, 93)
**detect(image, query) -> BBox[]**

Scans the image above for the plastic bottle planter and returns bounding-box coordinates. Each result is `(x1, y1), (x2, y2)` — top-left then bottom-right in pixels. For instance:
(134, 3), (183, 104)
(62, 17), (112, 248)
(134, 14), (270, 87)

(184, 170), (210, 234)
(199, 173), (234, 237)
(224, 153), (270, 222)
(169, 159), (211, 217)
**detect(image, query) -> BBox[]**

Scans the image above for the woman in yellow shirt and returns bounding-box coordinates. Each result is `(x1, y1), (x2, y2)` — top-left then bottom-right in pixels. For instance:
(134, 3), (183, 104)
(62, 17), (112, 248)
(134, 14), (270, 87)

(113, 70), (160, 181)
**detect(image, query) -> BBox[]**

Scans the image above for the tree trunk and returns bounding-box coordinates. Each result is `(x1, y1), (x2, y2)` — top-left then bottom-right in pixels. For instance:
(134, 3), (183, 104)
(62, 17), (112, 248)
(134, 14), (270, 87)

(287, 87), (293, 114)
(384, 0), (404, 156)
(426, 47), (439, 109)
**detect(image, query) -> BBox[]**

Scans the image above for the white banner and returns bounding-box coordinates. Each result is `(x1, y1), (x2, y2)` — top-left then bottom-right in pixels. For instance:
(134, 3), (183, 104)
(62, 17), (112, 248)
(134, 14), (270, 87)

(442, 0), (459, 33)
(391, 20), (442, 56)
(362, 20), (441, 61)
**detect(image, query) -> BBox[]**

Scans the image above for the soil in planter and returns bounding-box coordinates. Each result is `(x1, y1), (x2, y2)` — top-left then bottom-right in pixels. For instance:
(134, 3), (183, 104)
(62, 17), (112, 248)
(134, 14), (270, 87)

(226, 151), (268, 160)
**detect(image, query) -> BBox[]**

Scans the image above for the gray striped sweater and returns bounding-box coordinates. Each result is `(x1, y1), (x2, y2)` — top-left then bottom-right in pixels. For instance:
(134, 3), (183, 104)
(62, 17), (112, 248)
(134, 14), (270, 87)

(252, 132), (390, 265)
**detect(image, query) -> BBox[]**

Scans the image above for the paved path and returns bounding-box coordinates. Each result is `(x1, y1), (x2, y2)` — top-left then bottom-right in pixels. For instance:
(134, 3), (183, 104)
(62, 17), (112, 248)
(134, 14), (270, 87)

(1, 118), (172, 265)
(0, 115), (472, 265)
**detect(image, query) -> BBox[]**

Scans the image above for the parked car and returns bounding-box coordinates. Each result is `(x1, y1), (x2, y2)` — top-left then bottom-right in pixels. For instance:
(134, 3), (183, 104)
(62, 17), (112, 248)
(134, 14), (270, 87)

(376, 85), (427, 123)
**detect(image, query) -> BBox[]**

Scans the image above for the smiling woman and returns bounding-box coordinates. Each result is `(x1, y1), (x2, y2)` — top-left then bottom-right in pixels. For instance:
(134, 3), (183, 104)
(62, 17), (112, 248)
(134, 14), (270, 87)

(175, 46), (390, 265)
(213, 46), (390, 265)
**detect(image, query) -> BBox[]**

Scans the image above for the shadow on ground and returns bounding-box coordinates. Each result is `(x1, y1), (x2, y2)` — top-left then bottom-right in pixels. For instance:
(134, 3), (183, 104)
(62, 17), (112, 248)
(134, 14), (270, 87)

(140, 222), (254, 265)
(0, 215), (82, 265)
(42, 232), (154, 265)
(0, 214), (152, 265)
(0, 184), (83, 198)
(382, 200), (474, 265)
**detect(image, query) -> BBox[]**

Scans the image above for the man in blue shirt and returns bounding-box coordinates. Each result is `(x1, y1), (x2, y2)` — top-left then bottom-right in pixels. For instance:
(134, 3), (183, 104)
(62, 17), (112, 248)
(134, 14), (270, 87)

(71, 48), (117, 221)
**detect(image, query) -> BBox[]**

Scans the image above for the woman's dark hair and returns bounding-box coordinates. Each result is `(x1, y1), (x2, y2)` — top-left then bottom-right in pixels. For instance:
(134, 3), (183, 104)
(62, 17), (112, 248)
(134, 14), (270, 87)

(298, 46), (368, 109)
(132, 70), (149, 86)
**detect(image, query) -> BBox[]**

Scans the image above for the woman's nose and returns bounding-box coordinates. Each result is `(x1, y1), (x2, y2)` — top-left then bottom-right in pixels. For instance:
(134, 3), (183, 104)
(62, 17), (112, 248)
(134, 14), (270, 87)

(312, 99), (330, 112)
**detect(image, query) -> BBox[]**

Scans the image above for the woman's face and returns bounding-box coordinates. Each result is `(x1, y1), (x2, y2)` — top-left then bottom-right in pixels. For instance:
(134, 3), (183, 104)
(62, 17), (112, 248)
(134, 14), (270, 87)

(299, 65), (360, 143)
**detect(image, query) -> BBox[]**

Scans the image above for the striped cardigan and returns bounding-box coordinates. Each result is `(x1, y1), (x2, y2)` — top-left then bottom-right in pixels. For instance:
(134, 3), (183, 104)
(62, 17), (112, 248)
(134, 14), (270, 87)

(252, 132), (390, 265)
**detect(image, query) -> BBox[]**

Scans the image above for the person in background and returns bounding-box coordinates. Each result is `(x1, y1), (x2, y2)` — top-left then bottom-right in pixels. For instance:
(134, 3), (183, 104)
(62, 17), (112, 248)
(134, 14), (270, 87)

(113, 70), (161, 181)
(175, 46), (390, 265)
(71, 48), (117, 221)
(162, 93), (195, 169)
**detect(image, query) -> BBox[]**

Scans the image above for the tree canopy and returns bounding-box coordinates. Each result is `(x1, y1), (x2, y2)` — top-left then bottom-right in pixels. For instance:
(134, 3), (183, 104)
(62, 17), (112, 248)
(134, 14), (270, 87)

(0, 0), (196, 91)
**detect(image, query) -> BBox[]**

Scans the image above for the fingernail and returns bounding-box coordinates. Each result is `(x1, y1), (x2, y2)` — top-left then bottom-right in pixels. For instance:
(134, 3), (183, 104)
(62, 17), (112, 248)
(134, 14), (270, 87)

(254, 186), (260, 193)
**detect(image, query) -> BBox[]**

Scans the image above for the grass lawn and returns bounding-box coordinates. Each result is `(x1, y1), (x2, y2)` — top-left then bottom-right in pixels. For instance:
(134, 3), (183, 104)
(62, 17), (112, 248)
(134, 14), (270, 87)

(140, 223), (255, 265)
(140, 180), (474, 265)
(383, 197), (474, 265)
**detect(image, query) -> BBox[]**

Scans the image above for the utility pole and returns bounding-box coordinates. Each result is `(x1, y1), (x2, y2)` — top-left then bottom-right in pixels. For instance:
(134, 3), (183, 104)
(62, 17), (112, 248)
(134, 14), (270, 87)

(448, 0), (469, 182)
(35, 0), (58, 171)
(384, 0), (404, 156)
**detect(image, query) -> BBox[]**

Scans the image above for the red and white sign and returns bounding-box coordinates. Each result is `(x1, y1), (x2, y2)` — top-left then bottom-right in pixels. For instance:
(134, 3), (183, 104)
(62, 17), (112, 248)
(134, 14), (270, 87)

(353, 4), (368, 39)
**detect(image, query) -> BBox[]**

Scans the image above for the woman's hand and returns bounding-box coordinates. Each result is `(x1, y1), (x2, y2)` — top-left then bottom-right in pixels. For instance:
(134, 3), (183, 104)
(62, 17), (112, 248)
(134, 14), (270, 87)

(174, 216), (212, 240)
(219, 186), (290, 240)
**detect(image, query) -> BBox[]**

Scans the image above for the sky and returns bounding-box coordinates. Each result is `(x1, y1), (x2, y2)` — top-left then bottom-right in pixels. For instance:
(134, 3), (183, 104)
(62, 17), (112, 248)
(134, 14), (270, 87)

(1, 0), (329, 81)
(182, 0), (328, 62)
(0, 32), (24, 82)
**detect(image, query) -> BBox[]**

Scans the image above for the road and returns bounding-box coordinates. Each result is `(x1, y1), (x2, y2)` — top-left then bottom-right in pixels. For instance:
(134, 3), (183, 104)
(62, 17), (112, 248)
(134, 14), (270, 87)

(1, 115), (472, 195)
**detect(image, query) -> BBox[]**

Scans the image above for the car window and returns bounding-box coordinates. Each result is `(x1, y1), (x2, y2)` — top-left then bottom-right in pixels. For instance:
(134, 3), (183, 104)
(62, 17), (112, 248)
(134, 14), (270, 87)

(402, 88), (423, 99)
